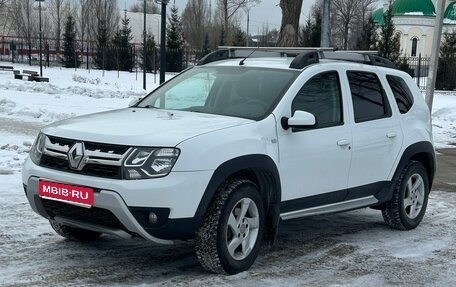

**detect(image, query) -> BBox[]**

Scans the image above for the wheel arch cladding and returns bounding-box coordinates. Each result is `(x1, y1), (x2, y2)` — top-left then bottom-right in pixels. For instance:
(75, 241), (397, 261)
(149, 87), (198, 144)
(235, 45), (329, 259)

(394, 141), (436, 189)
(195, 154), (281, 244)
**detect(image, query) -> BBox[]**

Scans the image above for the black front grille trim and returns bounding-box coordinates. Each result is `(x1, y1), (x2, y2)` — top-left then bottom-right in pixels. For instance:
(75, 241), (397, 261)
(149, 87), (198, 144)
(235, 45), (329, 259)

(41, 198), (127, 231)
(40, 155), (122, 179)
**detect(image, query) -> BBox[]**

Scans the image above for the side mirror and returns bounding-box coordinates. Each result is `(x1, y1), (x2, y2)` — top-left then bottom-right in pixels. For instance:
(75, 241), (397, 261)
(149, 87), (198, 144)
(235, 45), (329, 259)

(128, 97), (142, 107)
(281, 110), (316, 130)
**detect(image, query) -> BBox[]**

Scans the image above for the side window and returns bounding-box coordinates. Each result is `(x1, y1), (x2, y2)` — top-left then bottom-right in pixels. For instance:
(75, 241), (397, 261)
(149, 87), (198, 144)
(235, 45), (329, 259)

(347, 71), (391, 123)
(292, 71), (343, 128)
(386, 75), (414, 114)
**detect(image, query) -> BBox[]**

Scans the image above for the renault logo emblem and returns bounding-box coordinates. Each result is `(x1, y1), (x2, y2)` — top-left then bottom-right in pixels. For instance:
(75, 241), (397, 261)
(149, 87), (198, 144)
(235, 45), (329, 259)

(68, 142), (86, 170)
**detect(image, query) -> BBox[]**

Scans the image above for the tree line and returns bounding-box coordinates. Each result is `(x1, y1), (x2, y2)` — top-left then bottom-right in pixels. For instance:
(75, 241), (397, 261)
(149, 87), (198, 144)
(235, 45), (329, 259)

(2, 0), (454, 84)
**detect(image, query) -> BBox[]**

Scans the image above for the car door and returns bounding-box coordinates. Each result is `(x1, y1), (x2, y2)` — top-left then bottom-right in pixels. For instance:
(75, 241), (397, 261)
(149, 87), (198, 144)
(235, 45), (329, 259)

(344, 70), (403, 197)
(277, 70), (352, 207)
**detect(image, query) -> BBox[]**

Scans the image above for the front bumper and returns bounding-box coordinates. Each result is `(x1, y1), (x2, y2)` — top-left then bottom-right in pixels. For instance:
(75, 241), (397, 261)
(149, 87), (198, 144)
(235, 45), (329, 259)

(22, 158), (214, 243)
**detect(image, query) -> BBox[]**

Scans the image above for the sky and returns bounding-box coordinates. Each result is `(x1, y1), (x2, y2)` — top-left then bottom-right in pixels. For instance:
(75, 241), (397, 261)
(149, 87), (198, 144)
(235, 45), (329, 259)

(120, 0), (318, 32)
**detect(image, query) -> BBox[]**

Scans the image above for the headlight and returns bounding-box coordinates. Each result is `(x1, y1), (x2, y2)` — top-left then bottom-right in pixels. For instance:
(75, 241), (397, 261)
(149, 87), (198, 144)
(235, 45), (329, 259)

(30, 133), (46, 165)
(123, 147), (180, 179)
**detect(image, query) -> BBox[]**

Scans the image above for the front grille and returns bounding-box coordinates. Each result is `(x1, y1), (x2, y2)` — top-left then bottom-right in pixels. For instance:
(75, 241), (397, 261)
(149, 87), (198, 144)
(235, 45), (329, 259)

(39, 135), (130, 179)
(41, 198), (127, 231)
(41, 155), (122, 179)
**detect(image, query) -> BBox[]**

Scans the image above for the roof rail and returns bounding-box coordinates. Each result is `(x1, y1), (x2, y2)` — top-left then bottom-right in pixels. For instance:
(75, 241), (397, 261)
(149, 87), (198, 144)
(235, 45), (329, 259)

(197, 46), (395, 70)
(197, 46), (335, 66)
(318, 51), (395, 68)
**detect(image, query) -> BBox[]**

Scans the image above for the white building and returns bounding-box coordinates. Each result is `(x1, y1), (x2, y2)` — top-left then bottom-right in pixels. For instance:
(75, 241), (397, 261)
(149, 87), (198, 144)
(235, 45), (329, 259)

(373, 0), (456, 57)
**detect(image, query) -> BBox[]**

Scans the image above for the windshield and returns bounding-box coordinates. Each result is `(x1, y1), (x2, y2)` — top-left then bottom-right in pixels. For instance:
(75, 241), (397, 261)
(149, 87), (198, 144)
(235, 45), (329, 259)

(137, 66), (298, 120)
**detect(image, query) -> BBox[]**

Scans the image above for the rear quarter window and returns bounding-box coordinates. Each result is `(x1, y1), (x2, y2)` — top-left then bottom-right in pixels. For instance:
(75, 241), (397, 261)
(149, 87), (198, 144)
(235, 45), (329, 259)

(386, 75), (414, 114)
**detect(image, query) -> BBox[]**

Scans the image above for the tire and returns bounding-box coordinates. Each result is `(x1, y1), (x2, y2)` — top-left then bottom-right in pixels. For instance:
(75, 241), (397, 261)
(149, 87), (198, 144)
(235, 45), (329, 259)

(382, 161), (430, 230)
(195, 179), (265, 274)
(49, 220), (102, 241)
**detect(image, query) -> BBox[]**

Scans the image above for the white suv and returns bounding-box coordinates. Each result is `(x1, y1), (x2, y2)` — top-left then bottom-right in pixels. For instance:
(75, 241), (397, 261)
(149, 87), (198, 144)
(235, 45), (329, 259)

(22, 48), (435, 274)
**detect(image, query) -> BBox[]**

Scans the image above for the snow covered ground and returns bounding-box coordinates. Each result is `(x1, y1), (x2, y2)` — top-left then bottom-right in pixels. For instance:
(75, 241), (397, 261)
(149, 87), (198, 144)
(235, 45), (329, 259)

(0, 62), (456, 286)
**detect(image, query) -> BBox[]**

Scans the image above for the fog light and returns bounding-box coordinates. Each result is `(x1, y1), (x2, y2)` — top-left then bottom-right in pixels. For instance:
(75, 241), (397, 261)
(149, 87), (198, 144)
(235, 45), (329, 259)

(148, 212), (158, 224)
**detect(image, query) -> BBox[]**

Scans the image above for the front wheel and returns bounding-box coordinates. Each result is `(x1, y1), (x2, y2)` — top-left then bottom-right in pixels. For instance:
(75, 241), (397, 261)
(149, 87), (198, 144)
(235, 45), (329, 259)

(382, 161), (430, 230)
(195, 179), (265, 274)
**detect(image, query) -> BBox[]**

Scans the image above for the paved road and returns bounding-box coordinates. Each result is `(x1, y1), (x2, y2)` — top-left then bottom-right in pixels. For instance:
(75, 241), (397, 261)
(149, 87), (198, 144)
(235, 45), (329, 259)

(434, 148), (456, 192)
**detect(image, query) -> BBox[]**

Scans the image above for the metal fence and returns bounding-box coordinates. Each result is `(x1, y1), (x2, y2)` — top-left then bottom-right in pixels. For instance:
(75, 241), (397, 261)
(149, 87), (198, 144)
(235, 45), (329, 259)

(2, 38), (452, 90)
(401, 55), (431, 90)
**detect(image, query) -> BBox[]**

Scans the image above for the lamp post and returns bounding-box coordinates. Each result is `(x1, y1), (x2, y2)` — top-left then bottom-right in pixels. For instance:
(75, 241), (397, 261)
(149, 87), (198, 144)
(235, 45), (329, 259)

(140, 0), (169, 89)
(155, 0), (169, 85)
(143, 0), (147, 90)
(242, 4), (256, 47)
(36, 0), (45, 77)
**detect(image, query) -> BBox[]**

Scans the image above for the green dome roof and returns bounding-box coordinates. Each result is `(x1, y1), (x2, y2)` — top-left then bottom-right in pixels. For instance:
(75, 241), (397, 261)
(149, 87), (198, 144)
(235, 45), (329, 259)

(392, 0), (435, 16)
(372, 8), (385, 24)
(445, 3), (456, 21)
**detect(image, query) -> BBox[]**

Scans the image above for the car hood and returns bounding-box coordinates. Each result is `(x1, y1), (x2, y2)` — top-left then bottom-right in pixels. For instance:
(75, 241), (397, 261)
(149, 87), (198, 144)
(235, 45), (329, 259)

(42, 108), (253, 146)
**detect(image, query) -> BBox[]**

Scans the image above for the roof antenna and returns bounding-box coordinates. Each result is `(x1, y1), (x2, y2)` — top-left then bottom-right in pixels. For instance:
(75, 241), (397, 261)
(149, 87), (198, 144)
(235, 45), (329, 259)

(239, 47), (259, 66)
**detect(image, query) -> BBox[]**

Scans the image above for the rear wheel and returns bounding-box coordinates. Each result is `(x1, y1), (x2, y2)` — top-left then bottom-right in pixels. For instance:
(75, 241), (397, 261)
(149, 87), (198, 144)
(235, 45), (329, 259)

(195, 179), (265, 274)
(382, 161), (430, 230)
(49, 220), (101, 241)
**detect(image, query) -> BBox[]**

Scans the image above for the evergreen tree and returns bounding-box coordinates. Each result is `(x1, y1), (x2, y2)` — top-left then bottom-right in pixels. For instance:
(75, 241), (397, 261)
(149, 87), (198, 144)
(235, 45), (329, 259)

(231, 26), (246, 46)
(355, 14), (377, 50)
(141, 33), (157, 72)
(95, 19), (113, 70)
(202, 33), (211, 57)
(376, 1), (412, 74)
(219, 28), (226, 46)
(166, 5), (184, 72)
(436, 33), (456, 90)
(113, 12), (134, 72)
(61, 15), (81, 68)
(377, 1), (401, 63)
(301, 8), (321, 47)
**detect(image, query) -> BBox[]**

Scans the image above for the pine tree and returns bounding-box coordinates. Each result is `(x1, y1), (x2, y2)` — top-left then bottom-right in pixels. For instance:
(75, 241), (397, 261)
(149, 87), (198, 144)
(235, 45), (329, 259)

(166, 5), (184, 72)
(61, 15), (81, 68)
(436, 33), (456, 90)
(113, 12), (134, 72)
(219, 28), (226, 46)
(202, 33), (211, 57)
(231, 26), (246, 46)
(141, 33), (157, 72)
(94, 19), (112, 70)
(355, 14), (377, 50)
(301, 9), (321, 47)
(377, 1), (401, 63)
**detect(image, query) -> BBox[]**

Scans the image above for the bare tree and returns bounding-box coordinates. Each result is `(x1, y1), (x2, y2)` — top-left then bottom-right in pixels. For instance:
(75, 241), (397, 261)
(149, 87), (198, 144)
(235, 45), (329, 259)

(10, 0), (37, 64)
(0, 0), (12, 37)
(216, 0), (259, 44)
(87, 0), (119, 44)
(129, 1), (160, 14)
(0, 0), (7, 10)
(77, 0), (90, 55)
(48, 0), (66, 53)
(277, 0), (303, 47)
(182, 0), (209, 51)
(331, 0), (376, 50)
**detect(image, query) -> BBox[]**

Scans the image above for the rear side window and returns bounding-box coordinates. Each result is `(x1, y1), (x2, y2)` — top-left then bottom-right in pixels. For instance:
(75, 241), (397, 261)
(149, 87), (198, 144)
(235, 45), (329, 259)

(386, 75), (414, 114)
(347, 71), (391, 123)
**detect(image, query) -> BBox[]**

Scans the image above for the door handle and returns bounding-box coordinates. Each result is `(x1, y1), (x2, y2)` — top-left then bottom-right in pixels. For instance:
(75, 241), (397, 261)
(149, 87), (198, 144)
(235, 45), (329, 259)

(387, 132), (397, 139)
(337, 139), (351, 147)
